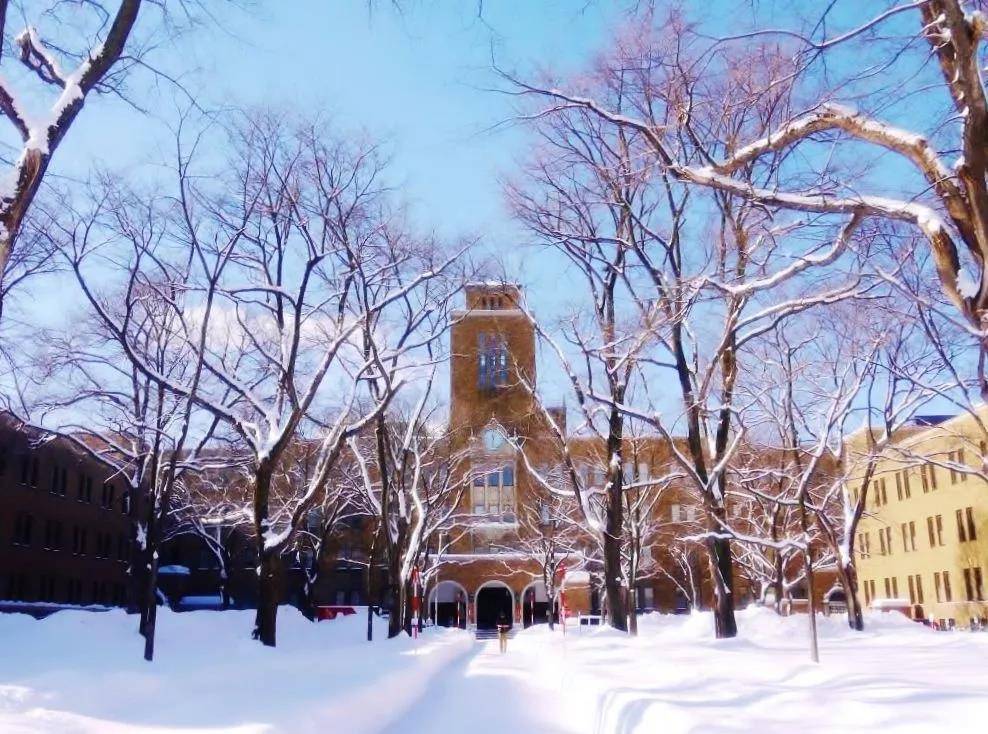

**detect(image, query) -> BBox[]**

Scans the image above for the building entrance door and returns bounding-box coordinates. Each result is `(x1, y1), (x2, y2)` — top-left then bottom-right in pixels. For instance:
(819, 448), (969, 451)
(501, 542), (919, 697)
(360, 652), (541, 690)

(476, 584), (513, 630)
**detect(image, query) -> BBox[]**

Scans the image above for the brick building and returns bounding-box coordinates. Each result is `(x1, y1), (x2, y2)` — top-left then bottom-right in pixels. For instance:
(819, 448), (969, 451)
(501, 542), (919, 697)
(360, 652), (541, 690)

(0, 413), (135, 613)
(425, 282), (734, 630)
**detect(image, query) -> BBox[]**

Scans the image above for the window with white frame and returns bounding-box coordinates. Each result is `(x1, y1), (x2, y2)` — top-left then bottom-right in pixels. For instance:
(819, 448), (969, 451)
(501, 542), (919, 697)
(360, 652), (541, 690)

(472, 465), (515, 519)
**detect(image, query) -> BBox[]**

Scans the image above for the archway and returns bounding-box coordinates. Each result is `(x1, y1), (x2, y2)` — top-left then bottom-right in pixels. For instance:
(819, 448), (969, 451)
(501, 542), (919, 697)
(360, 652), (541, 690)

(475, 581), (514, 630)
(521, 581), (553, 628)
(428, 581), (468, 629)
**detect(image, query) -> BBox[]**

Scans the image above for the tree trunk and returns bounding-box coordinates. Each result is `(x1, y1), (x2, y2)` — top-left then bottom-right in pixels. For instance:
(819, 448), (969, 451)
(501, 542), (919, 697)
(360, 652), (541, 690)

(602, 524), (627, 632)
(141, 552), (159, 662)
(708, 533), (738, 638)
(838, 561), (864, 631)
(254, 550), (281, 647)
(388, 578), (405, 638)
(804, 546), (819, 663)
(772, 551), (784, 614)
(628, 585), (638, 636)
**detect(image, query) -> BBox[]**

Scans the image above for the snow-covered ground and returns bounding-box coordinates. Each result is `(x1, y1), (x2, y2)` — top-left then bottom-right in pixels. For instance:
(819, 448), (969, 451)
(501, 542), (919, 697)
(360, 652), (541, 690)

(1, 606), (986, 733)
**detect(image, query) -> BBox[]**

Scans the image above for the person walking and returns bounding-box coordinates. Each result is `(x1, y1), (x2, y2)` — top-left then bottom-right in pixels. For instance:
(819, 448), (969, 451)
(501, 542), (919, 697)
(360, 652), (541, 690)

(496, 610), (509, 653)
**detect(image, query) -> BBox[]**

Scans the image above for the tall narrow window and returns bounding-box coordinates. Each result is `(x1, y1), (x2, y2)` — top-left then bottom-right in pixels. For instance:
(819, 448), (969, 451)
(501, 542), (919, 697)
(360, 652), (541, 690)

(935, 572), (942, 602)
(958, 509), (968, 542)
(975, 568), (984, 601)
(964, 568), (975, 601)
(966, 507), (977, 541)
(915, 575), (924, 604)
(477, 333), (508, 390)
(935, 515), (944, 545)
(943, 571), (952, 602)
(927, 516), (936, 547)
(471, 464), (515, 519)
(909, 521), (916, 551)
(908, 575), (916, 604)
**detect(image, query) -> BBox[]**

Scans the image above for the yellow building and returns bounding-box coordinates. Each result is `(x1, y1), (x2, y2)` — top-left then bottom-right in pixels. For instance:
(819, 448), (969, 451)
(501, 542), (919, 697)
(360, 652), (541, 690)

(847, 410), (988, 629)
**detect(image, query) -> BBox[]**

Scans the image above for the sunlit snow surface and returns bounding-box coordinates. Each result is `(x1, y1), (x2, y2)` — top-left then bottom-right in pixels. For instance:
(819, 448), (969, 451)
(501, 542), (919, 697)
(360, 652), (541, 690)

(1, 606), (986, 733)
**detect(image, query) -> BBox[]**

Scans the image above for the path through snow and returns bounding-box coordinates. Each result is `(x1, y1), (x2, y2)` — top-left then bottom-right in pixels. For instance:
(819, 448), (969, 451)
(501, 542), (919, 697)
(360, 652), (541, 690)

(384, 634), (581, 734)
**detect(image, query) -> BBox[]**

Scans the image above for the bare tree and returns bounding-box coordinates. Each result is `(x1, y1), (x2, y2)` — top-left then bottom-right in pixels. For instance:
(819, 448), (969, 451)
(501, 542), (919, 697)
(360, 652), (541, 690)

(50, 112), (462, 647)
(36, 192), (221, 661)
(349, 375), (472, 638)
(513, 2), (988, 392)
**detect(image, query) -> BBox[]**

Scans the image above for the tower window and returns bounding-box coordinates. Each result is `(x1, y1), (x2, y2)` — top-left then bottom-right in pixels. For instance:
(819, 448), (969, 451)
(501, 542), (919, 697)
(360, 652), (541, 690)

(472, 465), (515, 519)
(477, 333), (508, 389)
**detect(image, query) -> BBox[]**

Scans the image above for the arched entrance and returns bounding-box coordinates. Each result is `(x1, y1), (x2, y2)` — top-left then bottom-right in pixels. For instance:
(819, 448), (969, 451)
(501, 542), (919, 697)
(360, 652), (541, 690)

(475, 581), (514, 630)
(428, 581), (468, 629)
(521, 581), (553, 627)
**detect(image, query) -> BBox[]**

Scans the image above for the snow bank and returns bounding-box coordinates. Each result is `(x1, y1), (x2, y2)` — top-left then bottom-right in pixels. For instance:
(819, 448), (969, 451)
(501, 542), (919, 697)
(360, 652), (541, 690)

(531, 607), (988, 733)
(0, 606), (472, 733)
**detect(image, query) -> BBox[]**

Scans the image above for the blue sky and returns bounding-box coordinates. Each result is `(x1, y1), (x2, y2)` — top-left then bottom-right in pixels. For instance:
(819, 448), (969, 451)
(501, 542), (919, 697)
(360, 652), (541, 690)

(19, 1), (961, 416)
(30, 1), (632, 406)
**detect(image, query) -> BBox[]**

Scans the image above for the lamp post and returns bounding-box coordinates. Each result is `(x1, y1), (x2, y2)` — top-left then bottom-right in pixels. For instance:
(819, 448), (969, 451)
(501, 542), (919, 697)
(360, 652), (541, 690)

(538, 501), (561, 630)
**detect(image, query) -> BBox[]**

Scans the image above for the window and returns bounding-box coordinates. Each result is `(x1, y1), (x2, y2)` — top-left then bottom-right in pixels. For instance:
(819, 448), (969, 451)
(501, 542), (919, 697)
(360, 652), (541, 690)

(943, 570), (952, 602)
(883, 527), (893, 555)
(927, 515), (944, 547)
(964, 568), (975, 601)
(43, 520), (64, 551)
(863, 579), (871, 605)
(892, 577), (899, 598)
(915, 574), (924, 604)
(921, 463), (938, 492)
(884, 578), (891, 597)
(19, 453), (39, 487)
(121, 490), (131, 515)
(72, 526), (87, 555)
(963, 568), (984, 602)
(671, 504), (681, 522)
(900, 523), (912, 552)
(66, 578), (83, 604)
(13, 512), (33, 546)
(100, 482), (115, 510)
(874, 478), (888, 507)
(39, 574), (57, 602)
(935, 572), (942, 602)
(935, 515), (943, 545)
(49, 465), (67, 496)
(471, 464), (515, 519)
(965, 507), (977, 541)
(77, 473), (93, 503)
(879, 528), (887, 555)
(117, 534), (129, 562)
(477, 333), (508, 390)
(909, 575), (918, 604)
(5, 574), (27, 601)
(948, 449), (967, 483)
(901, 471), (911, 498)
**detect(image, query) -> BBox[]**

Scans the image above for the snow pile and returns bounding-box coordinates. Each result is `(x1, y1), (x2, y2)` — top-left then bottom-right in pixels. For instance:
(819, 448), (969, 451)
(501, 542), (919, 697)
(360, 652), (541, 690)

(0, 607), (471, 734)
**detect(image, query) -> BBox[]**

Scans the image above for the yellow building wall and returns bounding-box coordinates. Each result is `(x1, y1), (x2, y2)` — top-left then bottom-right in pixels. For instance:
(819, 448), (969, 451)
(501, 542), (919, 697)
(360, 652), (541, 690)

(848, 409), (988, 628)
